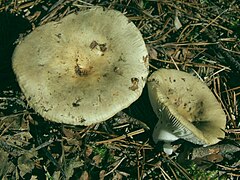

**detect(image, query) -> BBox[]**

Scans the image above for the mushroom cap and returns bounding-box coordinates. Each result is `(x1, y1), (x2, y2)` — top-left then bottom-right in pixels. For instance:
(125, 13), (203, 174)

(12, 7), (149, 126)
(148, 68), (226, 145)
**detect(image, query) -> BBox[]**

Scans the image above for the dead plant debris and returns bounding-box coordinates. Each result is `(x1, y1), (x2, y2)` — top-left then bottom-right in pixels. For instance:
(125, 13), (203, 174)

(0, 0), (239, 179)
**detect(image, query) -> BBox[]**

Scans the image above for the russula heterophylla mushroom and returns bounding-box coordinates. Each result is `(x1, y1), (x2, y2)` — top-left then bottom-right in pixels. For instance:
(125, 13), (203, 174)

(148, 68), (226, 153)
(12, 7), (149, 126)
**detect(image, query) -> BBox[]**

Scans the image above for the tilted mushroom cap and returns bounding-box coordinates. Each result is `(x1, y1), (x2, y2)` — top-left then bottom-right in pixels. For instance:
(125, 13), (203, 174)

(12, 7), (149, 126)
(148, 68), (226, 145)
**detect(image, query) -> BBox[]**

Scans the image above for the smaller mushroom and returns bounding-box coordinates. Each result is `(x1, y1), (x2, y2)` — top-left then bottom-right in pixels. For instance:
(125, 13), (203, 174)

(148, 69), (226, 153)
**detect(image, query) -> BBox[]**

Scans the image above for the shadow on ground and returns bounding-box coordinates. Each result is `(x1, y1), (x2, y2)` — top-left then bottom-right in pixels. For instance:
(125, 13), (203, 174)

(0, 12), (31, 90)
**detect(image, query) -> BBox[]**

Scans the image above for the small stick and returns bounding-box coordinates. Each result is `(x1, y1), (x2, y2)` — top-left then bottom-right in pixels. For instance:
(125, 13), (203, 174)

(96, 128), (145, 144)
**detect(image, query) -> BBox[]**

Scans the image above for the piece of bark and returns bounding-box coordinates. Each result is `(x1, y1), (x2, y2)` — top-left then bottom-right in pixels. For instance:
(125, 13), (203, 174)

(191, 143), (240, 160)
(177, 141), (240, 165)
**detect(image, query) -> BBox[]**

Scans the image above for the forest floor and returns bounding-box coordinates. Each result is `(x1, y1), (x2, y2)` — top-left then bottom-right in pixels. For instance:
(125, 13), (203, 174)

(0, 0), (240, 179)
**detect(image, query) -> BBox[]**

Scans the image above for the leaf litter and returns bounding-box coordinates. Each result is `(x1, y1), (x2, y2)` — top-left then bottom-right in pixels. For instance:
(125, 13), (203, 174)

(0, 0), (240, 179)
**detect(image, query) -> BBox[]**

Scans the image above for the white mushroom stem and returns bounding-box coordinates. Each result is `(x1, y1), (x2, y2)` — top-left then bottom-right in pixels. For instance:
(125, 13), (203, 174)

(152, 120), (179, 144)
(152, 114), (179, 155)
(163, 142), (174, 155)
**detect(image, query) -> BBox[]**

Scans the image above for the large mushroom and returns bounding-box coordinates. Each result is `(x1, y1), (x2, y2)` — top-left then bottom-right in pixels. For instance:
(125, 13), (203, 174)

(12, 7), (149, 126)
(148, 69), (226, 151)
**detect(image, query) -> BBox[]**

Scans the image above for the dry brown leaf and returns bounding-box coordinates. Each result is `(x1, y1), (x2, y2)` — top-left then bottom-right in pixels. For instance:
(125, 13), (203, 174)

(93, 154), (102, 167)
(5, 131), (32, 147)
(85, 146), (93, 157)
(99, 170), (106, 180)
(0, 115), (21, 132)
(0, 148), (10, 177)
(65, 138), (80, 146)
(30, 175), (38, 180)
(204, 154), (224, 163)
(17, 151), (37, 178)
(112, 171), (123, 180)
(63, 145), (72, 152)
(63, 128), (75, 139)
(147, 45), (158, 60)
(80, 171), (89, 180)
(64, 156), (84, 179)
(52, 170), (61, 180)
(165, 48), (194, 62)
(174, 15), (182, 30)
